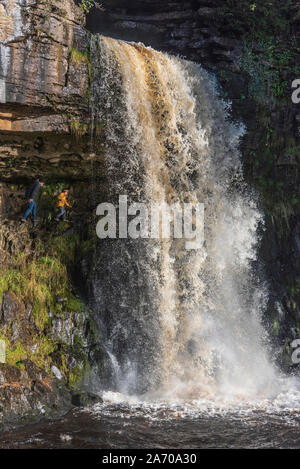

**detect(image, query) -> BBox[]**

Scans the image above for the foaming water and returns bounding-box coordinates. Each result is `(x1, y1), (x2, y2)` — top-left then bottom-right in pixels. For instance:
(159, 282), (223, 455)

(2, 383), (300, 449)
(90, 35), (283, 401)
(95, 378), (300, 423)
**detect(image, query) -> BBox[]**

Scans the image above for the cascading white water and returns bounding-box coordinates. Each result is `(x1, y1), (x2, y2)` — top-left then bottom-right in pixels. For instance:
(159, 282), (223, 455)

(90, 35), (281, 400)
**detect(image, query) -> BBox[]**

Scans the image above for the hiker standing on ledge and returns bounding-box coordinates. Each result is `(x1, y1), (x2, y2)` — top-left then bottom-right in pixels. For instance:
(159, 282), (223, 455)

(55, 189), (71, 222)
(21, 179), (45, 225)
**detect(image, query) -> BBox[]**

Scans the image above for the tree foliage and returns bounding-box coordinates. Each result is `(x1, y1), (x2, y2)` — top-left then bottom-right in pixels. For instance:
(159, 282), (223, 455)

(78, 0), (104, 14)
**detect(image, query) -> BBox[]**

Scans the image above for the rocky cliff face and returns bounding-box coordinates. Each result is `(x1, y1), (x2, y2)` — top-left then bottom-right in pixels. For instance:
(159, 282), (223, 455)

(0, 0), (107, 428)
(0, 182), (107, 428)
(87, 0), (242, 66)
(0, 288), (98, 428)
(0, 0), (104, 181)
(1, 0), (87, 118)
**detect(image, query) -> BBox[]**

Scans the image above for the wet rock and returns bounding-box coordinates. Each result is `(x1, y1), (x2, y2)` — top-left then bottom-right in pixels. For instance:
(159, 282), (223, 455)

(0, 0), (87, 112)
(210, 36), (237, 50)
(71, 391), (102, 408)
(67, 356), (77, 370)
(197, 7), (216, 17)
(0, 3), (106, 430)
(0, 291), (23, 324)
(188, 39), (209, 49)
(23, 360), (45, 381)
(212, 49), (233, 61)
(50, 316), (75, 345)
(55, 296), (67, 305)
(0, 364), (21, 382)
(0, 363), (73, 428)
(51, 366), (63, 381)
(168, 38), (189, 50)
(0, 0), (105, 182)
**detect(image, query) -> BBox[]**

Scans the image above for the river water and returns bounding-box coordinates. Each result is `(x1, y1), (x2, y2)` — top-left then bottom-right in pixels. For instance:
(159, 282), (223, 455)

(1, 385), (300, 449)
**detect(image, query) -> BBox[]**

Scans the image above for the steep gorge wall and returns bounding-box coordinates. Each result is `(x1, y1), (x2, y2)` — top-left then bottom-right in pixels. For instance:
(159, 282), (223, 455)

(0, 0), (105, 182)
(0, 0), (107, 427)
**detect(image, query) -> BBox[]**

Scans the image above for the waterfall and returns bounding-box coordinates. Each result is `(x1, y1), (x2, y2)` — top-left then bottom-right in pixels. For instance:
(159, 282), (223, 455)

(90, 35), (280, 399)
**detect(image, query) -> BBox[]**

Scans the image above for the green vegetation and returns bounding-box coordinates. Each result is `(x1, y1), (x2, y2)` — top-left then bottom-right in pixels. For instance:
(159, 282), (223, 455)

(38, 182), (67, 223)
(239, 38), (296, 102)
(216, 1), (294, 41)
(0, 255), (67, 310)
(70, 119), (89, 140)
(69, 48), (93, 103)
(0, 329), (57, 373)
(215, 1), (299, 102)
(0, 206), (95, 387)
(5, 341), (28, 368)
(213, 1), (300, 315)
(272, 318), (280, 336)
(288, 278), (300, 298)
(70, 48), (90, 64)
(78, 0), (104, 15)
(70, 48), (92, 80)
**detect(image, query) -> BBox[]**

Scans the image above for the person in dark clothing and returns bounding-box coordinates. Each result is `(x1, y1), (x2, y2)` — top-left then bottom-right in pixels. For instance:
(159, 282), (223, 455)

(21, 179), (45, 225)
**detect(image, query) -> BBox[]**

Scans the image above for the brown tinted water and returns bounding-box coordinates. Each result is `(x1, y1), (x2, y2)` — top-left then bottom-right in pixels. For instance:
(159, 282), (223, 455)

(1, 394), (300, 449)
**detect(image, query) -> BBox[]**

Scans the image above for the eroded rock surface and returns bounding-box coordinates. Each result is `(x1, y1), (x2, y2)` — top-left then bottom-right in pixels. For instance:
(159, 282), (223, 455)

(0, 0), (100, 181)
(0, 0), (88, 113)
(0, 181), (103, 428)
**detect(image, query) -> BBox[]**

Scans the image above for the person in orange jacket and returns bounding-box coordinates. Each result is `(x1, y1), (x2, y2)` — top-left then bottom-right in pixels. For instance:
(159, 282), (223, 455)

(55, 188), (71, 222)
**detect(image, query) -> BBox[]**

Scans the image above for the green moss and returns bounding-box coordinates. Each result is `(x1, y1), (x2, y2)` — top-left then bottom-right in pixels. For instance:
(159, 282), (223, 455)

(30, 335), (56, 370)
(54, 344), (90, 388)
(32, 301), (50, 332)
(78, 0), (102, 15)
(48, 234), (80, 264)
(215, 0), (298, 110)
(70, 119), (89, 140)
(74, 334), (84, 349)
(239, 38), (296, 103)
(64, 297), (84, 313)
(68, 358), (91, 388)
(0, 255), (69, 304)
(16, 362), (25, 370)
(0, 244), (87, 373)
(69, 48), (93, 82)
(70, 48), (89, 64)
(69, 47), (94, 104)
(0, 184), (98, 387)
(5, 340), (27, 367)
(272, 318), (280, 336)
